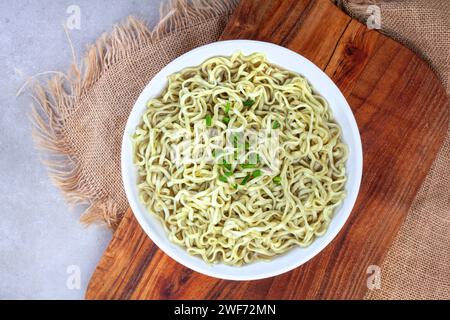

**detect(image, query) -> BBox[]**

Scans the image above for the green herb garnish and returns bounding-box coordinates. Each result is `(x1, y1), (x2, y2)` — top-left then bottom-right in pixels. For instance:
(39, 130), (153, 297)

(223, 164), (232, 171)
(218, 175), (228, 183)
(241, 174), (251, 185)
(220, 161), (232, 171)
(223, 116), (230, 125)
(224, 102), (231, 114)
(231, 183), (238, 190)
(241, 163), (257, 169)
(273, 176), (281, 185)
(252, 169), (262, 178)
(272, 120), (281, 129)
(243, 99), (255, 107)
(205, 114), (212, 127)
(224, 171), (233, 177)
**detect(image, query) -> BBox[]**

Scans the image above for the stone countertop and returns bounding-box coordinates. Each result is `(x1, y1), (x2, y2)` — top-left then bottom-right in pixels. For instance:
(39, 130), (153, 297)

(0, 0), (163, 299)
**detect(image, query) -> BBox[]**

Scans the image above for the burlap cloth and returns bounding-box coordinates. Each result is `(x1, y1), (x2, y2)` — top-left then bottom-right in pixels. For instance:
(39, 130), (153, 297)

(30, 0), (449, 299)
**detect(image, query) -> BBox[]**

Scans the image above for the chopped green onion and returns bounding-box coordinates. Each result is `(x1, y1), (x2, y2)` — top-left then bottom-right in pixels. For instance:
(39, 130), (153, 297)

(252, 169), (262, 178)
(223, 116), (230, 124)
(218, 175), (228, 183)
(241, 163), (257, 169)
(224, 102), (231, 114)
(205, 114), (212, 127)
(241, 174), (251, 185)
(273, 176), (281, 185)
(231, 183), (238, 190)
(272, 120), (281, 129)
(243, 99), (255, 107)
(224, 171), (233, 177)
(220, 162), (232, 171)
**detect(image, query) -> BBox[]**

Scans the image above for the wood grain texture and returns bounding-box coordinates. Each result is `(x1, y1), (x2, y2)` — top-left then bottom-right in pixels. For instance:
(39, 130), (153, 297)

(86, 0), (449, 299)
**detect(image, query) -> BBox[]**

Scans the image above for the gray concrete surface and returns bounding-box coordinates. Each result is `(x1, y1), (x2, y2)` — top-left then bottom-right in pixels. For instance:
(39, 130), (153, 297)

(0, 0), (163, 299)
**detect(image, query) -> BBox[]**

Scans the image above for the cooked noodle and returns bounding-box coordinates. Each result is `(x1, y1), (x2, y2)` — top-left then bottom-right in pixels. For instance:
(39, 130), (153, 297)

(132, 52), (348, 265)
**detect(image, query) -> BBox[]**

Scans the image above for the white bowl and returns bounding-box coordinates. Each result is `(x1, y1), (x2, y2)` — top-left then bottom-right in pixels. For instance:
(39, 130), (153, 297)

(122, 40), (363, 281)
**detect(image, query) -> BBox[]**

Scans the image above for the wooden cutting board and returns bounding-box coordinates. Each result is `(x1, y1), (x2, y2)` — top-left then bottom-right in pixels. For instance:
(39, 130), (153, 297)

(86, 0), (448, 299)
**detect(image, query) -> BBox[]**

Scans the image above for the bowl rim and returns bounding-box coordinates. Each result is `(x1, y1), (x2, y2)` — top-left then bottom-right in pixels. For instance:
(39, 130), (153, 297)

(121, 39), (363, 281)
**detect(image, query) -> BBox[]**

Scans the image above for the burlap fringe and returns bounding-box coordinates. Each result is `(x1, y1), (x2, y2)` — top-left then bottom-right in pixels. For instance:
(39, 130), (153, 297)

(29, 0), (238, 229)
